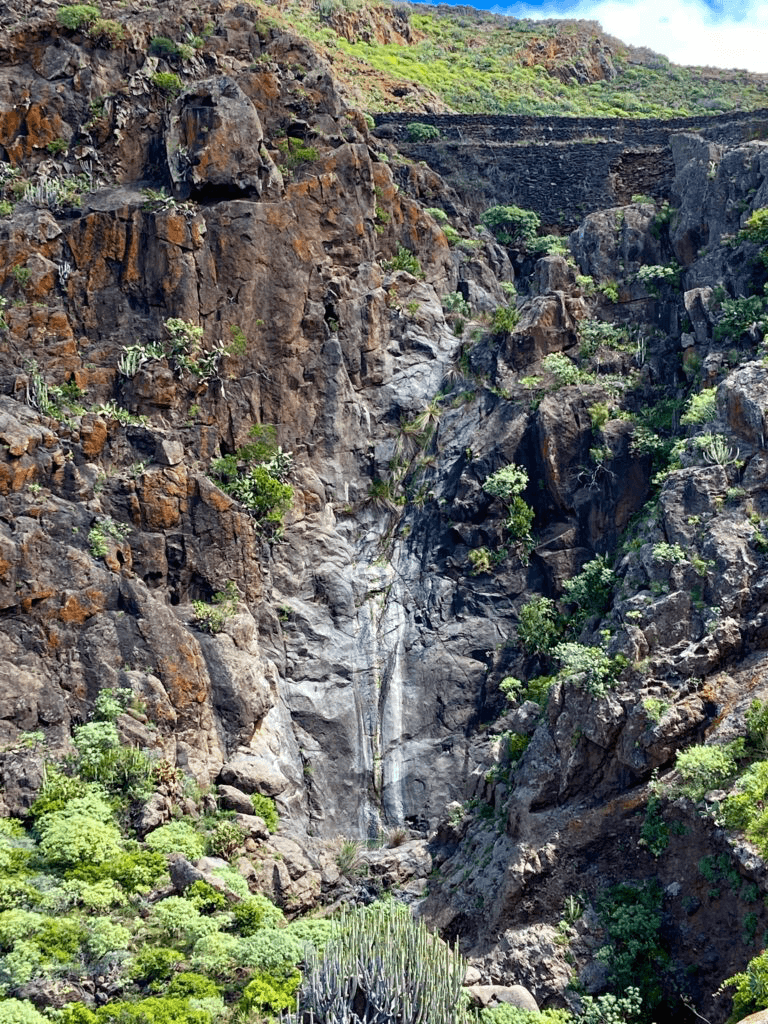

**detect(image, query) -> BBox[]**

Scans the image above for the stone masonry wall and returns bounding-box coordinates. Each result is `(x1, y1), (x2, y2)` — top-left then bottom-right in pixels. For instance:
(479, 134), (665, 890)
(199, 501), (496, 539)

(376, 109), (768, 227)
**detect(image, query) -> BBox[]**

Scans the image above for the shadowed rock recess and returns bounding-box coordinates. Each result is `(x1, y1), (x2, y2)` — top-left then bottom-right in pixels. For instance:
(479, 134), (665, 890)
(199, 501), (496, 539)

(5, 1), (768, 1022)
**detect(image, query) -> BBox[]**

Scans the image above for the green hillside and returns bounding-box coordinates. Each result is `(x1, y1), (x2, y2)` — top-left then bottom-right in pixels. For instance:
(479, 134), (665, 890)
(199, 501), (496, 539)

(277, 0), (768, 116)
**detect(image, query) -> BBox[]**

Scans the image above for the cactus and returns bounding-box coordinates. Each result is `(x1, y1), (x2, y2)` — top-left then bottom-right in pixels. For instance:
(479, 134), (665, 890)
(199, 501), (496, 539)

(285, 900), (466, 1024)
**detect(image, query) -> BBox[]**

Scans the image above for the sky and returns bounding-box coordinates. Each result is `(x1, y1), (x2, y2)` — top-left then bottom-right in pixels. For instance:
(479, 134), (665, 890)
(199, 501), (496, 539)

(415, 0), (768, 73)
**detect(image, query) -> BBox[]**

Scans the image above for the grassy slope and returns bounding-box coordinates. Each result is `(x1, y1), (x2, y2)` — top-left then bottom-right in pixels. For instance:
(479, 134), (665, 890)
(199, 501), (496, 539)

(273, 0), (768, 117)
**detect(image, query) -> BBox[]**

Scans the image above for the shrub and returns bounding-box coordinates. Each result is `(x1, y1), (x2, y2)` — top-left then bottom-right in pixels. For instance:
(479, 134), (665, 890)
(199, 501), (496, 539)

(36, 807), (123, 869)
(88, 17), (125, 45)
(504, 496), (534, 541)
(676, 741), (742, 800)
(286, 917), (336, 950)
(483, 465), (533, 543)
(86, 918), (132, 960)
(562, 554), (616, 628)
(490, 305), (519, 334)
(287, 901), (465, 1024)
(151, 72), (183, 95)
(467, 547), (493, 575)
(166, 973), (221, 1000)
(128, 946), (185, 985)
(192, 581), (239, 636)
(553, 642), (621, 697)
(579, 319), (627, 358)
(528, 235), (568, 257)
(96, 998), (210, 1024)
(72, 719), (120, 777)
(517, 596), (562, 656)
(483, 464), (527, 503)
(542, 352), (584, 387)
(0, 1001), (49, 1024)
(738, 207), (768, 243)
(186, 882), (229, 915)
(714, 293), (768, 342)
(71, 849), (167, 893)
(144, 821), (205, 861)
(56, 4), (100, 29)
(596, 883), (664, 1010)
(152, 897), (221, 946)
(232, 894), (285, 936)
(189, 932), (239, 975)
(746, 699), (768, 752)
(405, 122), (440, 142)
(680, 388), (718, 426)
(240, 969), (301, 1016)
(250, 793), (278, 832)
(149, 35), (181, 55)
(478, 1007), (569, 1023)
(239, 929), (306, 973)
(385, 245), (423, 277)
(230, 466), (293, 522)
(720, 949), (768, 1022)
(206, 821), (245, 859)
(480, 205), (540, 248)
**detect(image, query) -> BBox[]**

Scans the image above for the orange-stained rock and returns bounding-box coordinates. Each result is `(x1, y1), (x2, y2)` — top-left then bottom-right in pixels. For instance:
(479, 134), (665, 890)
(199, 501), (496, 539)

(79, 414), (108, 458)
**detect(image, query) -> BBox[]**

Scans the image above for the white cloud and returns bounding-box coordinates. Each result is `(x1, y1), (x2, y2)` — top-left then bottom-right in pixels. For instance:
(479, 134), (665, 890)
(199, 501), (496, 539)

(492, 0), (768, 72)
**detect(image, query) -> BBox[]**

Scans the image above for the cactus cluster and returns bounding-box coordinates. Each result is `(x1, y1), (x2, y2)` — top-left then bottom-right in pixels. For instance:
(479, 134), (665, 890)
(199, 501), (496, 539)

(285, 900), (466, 1024)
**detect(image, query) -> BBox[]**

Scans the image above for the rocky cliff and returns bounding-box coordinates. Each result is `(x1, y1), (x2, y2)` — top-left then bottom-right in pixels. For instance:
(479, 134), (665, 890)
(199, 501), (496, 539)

(3, 1), (768, 1022)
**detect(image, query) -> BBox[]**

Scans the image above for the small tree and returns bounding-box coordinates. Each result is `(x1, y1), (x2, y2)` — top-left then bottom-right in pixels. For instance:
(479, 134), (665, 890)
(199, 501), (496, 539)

(480, 205), (540, 248)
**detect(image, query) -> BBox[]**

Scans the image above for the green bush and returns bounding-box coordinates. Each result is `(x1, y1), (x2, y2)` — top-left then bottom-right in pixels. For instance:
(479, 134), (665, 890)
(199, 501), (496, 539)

(405, 122), (440, 142)
(232, 894), (285, 936)
(746, 699), (768, 751)
(71, 849), (167, 893)
(192, 580), (239, 636)
(149, 36), (181, 56)
(738, 207), (768, 243)
(144, 821), (205, 861)
(478, 1007), (569, 1023)
(480, 205), (540, 248)
(562, 554), (616, 629)
(676, 741), (742, 801)
(186, 882), (229, 915)
(98, 998), (210, 1024)
(152, 897), (222, 947)
(483, 464), (527, 503)
(504, 495), (534, 541)
(166, 973), (221, 1000)
(128, 946), (185, 985)
(56, 4), (100, 29)
(240, 968), (301, 1016)
(385, 245), (424, 277)
(714, 292), (768, 342)
(596, 883), (664, 1010)
(239, 928), (305, 973)
(250, 793), (278, 832)
(490, 305), (519, 334)
(553, 642), (622, 697)
(85, 918), (132, 960)
(151, 72), (183, 95)
(542, 352), (586, 388)
(680, 388), (717, 426)
(517, 596), (562, 656)
(720, 949), (768, 1022)
(36, 805), (123, 869)
(0, 1000), (49, 1024)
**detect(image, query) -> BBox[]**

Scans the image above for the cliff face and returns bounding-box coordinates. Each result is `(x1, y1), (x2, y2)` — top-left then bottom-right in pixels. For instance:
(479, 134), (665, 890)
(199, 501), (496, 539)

(4, 2), (768, 1022)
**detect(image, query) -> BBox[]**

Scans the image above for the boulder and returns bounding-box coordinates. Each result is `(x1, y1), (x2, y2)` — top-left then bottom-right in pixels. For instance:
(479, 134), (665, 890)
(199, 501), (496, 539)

(166, 76), (283, 199)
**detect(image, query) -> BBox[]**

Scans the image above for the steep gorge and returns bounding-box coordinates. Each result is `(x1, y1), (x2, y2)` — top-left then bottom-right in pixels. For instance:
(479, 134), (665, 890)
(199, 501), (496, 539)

(3, 2), (768, 1022)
